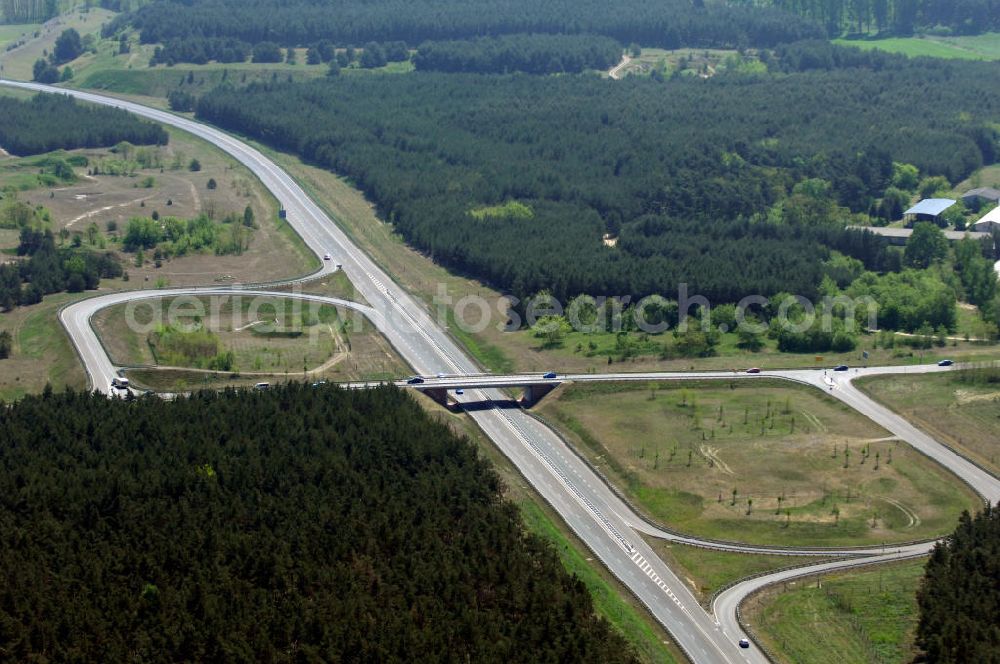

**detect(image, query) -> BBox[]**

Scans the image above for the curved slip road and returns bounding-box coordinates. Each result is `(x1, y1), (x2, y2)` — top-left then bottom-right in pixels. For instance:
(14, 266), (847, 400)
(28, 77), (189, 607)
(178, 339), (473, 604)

(7, 79), (999, 663)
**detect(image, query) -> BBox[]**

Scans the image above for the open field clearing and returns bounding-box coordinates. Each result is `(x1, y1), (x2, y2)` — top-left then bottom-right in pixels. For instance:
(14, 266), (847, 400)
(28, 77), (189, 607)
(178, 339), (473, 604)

(535, 381), (982, 547)
(78, 57), (412, 99)
(80, 66), (325, 98)
(857, 369), (1000, 476)
(950, 163), (1000, 197)
(745, 559), (924, 664)
(0, 121), (317, 285)
(834, 32), (1000, 60)
(0, 8), (113, 80)
(94, 294), (406, 391)
(0, 290), (88, 401)
(614, 47), (765, 78)
(0, 23), (40, 51)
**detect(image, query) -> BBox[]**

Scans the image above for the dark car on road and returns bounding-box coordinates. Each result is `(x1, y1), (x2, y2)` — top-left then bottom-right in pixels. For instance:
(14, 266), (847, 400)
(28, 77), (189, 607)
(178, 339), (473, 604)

(543, 371), (558, 379)
(938, 359), (954, 366)
(738, 638), (750, 648)
(746, 368), (761, 374)
(406, 376), (425, 384)
(833, 365), (849, 371)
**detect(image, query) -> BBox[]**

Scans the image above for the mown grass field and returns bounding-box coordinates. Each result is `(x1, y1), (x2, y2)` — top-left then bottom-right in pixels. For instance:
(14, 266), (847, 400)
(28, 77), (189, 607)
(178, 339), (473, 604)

(857, 370), (1000, 476)
(0, 23), (39, 51)
(536, 381), (981, 547)
(833, 32), (1000, 60)
(0, 8), (113, 80)
(746, 559), (925, 664)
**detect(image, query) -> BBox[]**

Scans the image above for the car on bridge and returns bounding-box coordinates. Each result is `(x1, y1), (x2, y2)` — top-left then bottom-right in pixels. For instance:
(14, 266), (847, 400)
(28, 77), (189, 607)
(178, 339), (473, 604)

(938, 359), (954, 366)
(543, 371), (558, 379)
(406, 376), (425, 384)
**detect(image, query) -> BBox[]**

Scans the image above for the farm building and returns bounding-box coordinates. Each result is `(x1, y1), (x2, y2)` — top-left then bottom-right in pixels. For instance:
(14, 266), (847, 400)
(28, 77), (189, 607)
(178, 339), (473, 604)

(903, 198), (955, 225)
(971, 205), (1000, 233)
(961, 187), (1000, 210)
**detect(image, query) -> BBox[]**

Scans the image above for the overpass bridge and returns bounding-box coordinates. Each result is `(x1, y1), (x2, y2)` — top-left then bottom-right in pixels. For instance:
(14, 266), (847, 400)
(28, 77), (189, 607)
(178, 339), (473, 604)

(352, 369), (785, 408)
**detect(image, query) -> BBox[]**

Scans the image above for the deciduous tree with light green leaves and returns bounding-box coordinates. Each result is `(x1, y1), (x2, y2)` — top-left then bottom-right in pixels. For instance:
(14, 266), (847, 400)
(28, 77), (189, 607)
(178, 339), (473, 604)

(904, 222), (948, 269)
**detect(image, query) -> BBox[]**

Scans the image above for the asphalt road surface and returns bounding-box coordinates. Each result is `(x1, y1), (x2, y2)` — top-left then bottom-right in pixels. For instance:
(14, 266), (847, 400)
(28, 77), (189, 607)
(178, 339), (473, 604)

(7, 79), (999, 664)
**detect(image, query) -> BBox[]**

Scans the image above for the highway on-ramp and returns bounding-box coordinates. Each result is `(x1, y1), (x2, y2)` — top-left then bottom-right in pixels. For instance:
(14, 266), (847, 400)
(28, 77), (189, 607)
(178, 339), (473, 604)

(6, 79), (998, 663)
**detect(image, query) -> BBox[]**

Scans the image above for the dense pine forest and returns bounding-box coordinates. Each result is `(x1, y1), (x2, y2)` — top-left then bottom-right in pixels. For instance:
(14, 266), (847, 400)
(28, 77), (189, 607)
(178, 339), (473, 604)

(0, 228), (123, 310)
(754, 0), (1000, 35)
(0, 94), (168, 156)
(102, 0), (822, 65)
(916, 504), (1000, 663)
(0, 385), (637, 662)
(196, 49), (999, 306)
(414, 34), (623, 75)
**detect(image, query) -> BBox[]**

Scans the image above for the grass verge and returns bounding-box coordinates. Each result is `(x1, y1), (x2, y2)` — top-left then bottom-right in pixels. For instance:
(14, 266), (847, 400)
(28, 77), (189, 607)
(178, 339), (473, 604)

(744, 559), (926, 664)
(856, 370), (1000, 476)
(0, 292), (88, 401)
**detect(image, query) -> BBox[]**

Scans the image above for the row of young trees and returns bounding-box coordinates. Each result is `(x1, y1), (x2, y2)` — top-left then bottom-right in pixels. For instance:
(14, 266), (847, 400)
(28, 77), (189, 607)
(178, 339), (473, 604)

(195, 52), (998, 306)
(751, 0), (1000, 35)
(0, 385), (638, 662)
(413, 34), (622, 74)
(0, 94), (168, 156)
(103, 0), (823, 64)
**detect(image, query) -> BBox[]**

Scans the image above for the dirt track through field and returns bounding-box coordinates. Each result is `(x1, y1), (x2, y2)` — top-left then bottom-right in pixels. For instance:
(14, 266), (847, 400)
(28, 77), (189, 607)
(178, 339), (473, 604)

(65, 195), (157, 228)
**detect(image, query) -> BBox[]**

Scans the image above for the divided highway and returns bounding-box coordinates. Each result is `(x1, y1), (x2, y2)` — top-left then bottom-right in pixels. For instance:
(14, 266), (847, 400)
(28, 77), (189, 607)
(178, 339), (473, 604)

(6, 79), (998, 664)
